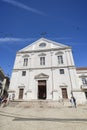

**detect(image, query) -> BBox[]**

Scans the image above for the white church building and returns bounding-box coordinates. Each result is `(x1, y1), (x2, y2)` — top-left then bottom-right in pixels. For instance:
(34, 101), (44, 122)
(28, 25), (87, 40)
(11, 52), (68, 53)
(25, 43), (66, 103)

(9, 38), (87, 104)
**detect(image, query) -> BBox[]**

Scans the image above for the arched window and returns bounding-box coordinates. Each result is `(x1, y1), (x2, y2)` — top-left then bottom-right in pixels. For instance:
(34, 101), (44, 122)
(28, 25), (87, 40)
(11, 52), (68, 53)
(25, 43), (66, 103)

(22, 54), (29, 66)
(58, 55), (63, 64)
(40, 57), (45, 65)
(55, 51), (64, 64)
(38, 53), (46, 66)
(23, 58), (28, 66)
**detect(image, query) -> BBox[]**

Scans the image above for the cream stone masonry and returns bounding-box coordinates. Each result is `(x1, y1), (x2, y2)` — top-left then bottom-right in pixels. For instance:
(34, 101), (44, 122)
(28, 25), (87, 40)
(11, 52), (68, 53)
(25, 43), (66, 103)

(9, 38), (87, 104)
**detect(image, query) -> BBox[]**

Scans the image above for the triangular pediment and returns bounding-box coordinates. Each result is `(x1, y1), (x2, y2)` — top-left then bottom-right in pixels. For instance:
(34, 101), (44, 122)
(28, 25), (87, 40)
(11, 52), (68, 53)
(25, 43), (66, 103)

(35, 73), (49, 79)
(18, 38), (70, 53)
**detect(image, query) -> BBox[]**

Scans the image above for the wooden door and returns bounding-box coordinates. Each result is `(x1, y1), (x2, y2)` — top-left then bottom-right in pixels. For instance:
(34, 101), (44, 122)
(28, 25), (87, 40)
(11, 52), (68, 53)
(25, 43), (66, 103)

(61, 88), (68, 98)
(19, 88), (24, 99)
(38, 80), (46, 99)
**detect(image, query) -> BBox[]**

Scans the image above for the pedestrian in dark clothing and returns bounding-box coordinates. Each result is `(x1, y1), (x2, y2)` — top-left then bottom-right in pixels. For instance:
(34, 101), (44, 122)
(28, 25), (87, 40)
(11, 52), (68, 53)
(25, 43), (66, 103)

(0, 97), (2, 105)
(1, 97), (7, 107)
(72, 96), (76, 108)
(70, 96), (76, 108)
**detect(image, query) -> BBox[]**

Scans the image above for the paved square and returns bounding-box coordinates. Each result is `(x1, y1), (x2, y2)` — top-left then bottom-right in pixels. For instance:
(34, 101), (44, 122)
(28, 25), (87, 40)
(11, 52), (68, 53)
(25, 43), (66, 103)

(0, 104), (87, 130)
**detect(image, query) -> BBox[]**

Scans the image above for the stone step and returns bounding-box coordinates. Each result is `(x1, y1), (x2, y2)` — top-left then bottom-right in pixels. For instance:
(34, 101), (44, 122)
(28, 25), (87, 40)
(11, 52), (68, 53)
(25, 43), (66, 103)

(17, 101), (63, 108)
(8, 101), (20, 107)
(8, 100), (71, 108)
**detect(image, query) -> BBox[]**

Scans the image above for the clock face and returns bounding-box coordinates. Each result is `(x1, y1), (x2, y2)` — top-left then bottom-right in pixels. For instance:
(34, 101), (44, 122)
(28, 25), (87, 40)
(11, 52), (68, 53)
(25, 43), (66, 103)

(39, 43), (46, 47)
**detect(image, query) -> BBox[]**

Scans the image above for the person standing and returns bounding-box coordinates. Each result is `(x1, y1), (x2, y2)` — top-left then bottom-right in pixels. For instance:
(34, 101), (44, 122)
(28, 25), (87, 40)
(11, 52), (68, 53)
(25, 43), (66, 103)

(70, 96), (76, 108)
(72, 96), (76, 108)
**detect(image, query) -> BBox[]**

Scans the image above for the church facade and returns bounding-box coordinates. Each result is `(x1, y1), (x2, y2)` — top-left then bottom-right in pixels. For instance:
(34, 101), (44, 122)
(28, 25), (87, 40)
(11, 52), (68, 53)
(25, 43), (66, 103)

(9, 38), (87, 104)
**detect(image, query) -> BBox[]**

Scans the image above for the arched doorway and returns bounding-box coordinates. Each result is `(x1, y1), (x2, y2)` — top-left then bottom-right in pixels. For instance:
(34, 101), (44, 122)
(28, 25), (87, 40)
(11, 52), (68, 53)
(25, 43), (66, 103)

(38, 80), (46, 99)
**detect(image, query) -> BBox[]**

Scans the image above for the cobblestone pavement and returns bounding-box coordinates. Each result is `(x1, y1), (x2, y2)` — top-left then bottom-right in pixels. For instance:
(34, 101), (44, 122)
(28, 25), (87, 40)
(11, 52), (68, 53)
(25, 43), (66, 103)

(0, 104), (87, 130)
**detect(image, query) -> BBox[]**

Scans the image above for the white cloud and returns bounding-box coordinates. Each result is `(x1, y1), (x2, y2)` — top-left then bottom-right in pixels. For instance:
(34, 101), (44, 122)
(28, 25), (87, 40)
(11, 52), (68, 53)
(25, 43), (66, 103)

(2, 0), (45, 16)
(0, 37), (36, 53)
(0, 37), (36, 43)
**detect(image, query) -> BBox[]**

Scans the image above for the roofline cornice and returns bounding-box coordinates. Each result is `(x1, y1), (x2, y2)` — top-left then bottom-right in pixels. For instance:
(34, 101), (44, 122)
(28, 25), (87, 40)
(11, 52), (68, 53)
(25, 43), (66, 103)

(17, 47), (71, 54)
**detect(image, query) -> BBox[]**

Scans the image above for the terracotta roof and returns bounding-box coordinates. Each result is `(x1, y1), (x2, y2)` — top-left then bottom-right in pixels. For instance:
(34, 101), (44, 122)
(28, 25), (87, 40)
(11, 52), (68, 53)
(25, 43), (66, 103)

(76, 67), (87, 70)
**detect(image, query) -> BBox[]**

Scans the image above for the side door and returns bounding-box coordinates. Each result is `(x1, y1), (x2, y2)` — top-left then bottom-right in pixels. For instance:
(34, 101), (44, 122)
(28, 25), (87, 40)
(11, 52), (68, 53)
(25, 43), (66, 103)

(19, 88), (24, 99)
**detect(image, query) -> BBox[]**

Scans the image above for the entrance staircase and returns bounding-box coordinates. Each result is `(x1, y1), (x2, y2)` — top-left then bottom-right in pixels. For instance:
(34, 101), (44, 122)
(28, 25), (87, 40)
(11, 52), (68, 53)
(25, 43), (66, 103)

(8, 99), (71, 108)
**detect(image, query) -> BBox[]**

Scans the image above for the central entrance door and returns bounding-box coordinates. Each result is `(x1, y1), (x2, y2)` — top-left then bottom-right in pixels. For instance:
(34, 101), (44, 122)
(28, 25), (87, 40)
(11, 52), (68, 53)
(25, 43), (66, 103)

(38, 80), (46, 99)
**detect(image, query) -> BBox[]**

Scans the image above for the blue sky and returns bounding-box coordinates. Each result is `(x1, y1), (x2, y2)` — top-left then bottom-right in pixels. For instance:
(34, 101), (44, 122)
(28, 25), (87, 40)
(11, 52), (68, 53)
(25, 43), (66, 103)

(0, 0), (87, 77)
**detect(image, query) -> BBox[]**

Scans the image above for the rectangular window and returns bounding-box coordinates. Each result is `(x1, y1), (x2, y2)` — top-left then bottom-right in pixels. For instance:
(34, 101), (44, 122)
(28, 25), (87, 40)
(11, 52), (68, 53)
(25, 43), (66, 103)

(23, 58), (28, 66)
(60, 69), (64, 74)
(58, 55), (63, 64)
(40, 57), (45, 65)
(82, 78), (87, 85)
(22, 71), (26, 76)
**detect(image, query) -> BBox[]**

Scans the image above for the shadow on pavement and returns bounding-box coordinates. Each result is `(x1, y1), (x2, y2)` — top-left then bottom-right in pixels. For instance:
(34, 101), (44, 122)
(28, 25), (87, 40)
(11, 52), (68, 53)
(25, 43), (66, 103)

(0, 112), (87, 123)
(13, 117), (87, 123)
